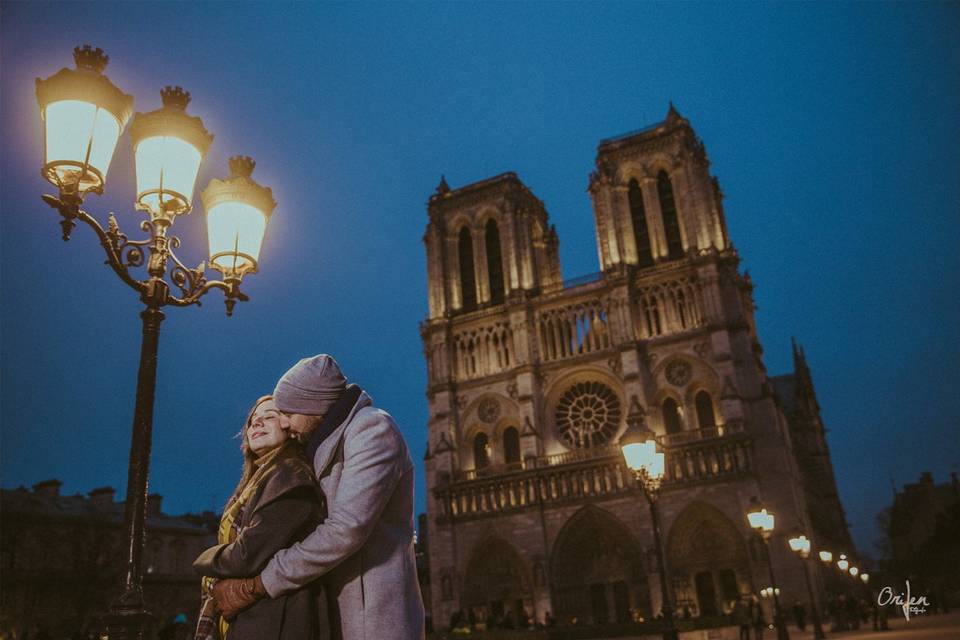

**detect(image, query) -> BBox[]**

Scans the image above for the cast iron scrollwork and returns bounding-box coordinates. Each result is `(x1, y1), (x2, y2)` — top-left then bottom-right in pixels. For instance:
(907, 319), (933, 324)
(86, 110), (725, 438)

(105, 215), (150, 269)
(42, 192), (247, 316)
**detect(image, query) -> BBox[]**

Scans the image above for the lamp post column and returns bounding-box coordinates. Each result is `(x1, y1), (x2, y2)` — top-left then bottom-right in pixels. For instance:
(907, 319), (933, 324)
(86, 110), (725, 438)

(761, 537), (790, 640)
(644, 487), (678, 640)
(801, 558), (827, 640)
(104, 304), (165, 639)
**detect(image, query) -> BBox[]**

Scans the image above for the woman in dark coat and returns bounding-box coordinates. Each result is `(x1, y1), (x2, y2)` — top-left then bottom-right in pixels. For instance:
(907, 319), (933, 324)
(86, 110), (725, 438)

(193, 396), (330, 640)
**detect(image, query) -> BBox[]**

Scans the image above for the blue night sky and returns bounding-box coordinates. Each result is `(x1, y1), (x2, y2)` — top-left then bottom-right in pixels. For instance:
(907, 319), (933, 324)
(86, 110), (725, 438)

(1, 2), (958, 556)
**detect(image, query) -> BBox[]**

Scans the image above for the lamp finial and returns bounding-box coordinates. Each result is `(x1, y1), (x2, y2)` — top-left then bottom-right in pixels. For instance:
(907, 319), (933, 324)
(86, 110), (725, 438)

(73, 45), (109, 73)
(229, 155), (256, 179)
(161, 86), (191, 110)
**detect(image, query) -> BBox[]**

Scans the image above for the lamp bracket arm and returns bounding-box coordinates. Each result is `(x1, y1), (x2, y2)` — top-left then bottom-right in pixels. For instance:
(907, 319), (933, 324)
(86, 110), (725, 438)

(42, 194), (149, 297)
(167, 279), (248, 317)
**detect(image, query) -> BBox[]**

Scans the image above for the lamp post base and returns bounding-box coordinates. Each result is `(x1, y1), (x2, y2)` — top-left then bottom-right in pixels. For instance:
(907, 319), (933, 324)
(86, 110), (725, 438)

(100, 597), (155, 640)
(773, 614), (790, 640)
(660, 625), (679, 640)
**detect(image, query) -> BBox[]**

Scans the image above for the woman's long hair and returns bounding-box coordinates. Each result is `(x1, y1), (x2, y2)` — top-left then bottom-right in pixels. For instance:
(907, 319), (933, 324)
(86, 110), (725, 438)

(226, 394), (275, 508)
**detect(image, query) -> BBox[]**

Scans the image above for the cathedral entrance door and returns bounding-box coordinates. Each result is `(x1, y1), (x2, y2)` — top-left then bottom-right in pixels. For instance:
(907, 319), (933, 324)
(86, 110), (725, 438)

(589, 583), (608, 624)
(695, 571), (718, 616)
(613, 581), (630, 622)
(551, 507), (651, 626)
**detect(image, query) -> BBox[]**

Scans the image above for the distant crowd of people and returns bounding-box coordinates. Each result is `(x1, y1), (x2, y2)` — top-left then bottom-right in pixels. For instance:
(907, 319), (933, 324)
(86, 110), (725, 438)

(448, 607), (545, 634)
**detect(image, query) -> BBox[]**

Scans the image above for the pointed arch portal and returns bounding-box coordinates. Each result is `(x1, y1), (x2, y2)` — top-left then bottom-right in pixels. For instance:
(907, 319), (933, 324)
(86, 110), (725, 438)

(666, 502), (752, 617)
(464, 537), (533, 626)
(551, 507), (651, 625)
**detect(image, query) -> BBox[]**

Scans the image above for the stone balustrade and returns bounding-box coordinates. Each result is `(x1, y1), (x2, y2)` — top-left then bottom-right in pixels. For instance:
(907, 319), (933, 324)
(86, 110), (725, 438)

(435, 431), (752, 523)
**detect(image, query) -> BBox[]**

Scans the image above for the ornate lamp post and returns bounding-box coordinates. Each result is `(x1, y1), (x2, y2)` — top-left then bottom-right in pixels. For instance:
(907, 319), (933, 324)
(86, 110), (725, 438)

(36, 46), (276, 639)
(620, 418), (678, 640)
(747, 502), (790, 640)
(788, 532), (827, 639)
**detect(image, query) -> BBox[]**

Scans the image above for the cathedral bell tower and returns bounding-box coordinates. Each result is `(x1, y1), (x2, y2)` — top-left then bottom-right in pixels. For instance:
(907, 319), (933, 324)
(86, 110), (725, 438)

(588, 104), (729, 271)
(424, 172), (561, 320)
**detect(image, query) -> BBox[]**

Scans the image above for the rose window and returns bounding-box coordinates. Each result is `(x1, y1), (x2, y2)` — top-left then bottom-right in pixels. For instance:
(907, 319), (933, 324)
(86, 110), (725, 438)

(555, 381), (622, 448)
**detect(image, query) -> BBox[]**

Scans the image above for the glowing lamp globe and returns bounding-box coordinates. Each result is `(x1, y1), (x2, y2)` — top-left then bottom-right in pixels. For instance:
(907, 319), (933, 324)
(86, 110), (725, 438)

(861, 573), (870, 584)
(201, 156), (276, 279)
(622, 440), (663, 477)
(747, 507), (775, 535)
(788, 533), (811, 559)
(619, 420), (664, 479)
(36, 45), (134, 196)
(819, 550), (833, 564)
(849, 566), (859, 577)
(838, 558), (849, 572)
(130, 86), (213, 218)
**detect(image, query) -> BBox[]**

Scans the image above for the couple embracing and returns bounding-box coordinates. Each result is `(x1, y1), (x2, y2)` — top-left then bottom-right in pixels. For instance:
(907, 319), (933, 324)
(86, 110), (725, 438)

(192, 354), (425, 640)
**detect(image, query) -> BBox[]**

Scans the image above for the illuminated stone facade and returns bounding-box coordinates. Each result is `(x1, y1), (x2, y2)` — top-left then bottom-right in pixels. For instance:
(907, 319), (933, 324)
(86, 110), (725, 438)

(420, 106), (852, 629)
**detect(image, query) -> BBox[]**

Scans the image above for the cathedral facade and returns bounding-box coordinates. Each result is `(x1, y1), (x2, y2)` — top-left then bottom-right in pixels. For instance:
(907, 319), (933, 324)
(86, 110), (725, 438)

(420, 106), (852, 629)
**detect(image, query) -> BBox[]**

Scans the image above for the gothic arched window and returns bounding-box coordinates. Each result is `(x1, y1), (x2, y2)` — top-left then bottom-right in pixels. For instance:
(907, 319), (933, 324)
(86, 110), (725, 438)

(662, 397), (683, 434)
(458, 226), (477, 311)
(657, 170), (684, 260)
(503, 427), (520, 465)
(628, 179), (654, 267)
(695, 391), (717, 430)
(474, 432), (490, 469)
(485, 219), (505, 304)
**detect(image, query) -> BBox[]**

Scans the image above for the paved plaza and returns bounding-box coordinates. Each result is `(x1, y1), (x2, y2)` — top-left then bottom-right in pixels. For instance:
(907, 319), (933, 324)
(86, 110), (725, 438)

(778, 611), (960, 640)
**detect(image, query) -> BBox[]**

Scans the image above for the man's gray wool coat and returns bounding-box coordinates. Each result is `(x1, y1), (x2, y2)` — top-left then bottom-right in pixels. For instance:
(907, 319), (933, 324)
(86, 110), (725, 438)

(261, 390), (425, 640)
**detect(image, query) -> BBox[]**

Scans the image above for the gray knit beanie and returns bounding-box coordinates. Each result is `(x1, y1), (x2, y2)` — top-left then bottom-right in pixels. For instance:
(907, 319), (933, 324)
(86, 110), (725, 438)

(274, 354), (348, 416)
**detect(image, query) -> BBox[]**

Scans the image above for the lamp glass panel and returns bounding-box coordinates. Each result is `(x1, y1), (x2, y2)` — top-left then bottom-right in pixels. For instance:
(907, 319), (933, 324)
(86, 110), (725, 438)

(747, 509), (766, 530)
(819, 551), (833, 563)
(648, 451), (665, 480)
(621, 442), (647, 473)
(207, 201), (267, 272)
(789, 537), (803, 552)
(135, 136), (203, 211)
(45, 100), (121, 181)
(621, 440), (657, 474)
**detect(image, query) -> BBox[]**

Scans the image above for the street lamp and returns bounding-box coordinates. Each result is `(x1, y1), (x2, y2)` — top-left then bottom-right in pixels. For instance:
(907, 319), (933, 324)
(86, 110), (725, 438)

(849, 566), (859, 578)
(36, 46), (276, 639)
(788, 532), (826, 639)
(747, 502), (790, 640)
(818, 550), (833, 565)
(36, 45), (133, 198)
(837, 555), (849, 573)
(620, 418), (677, 640)
(860, 573), (869, 584)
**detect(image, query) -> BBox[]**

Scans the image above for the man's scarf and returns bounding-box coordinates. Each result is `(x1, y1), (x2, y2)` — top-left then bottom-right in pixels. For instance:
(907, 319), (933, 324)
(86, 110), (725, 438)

(194, 441), (298, 640)
(304, 383), (362, 462)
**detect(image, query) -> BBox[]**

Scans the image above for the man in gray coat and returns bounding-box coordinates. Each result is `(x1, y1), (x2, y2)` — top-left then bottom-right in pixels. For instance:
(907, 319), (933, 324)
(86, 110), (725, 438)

(213, 355), (425, 639)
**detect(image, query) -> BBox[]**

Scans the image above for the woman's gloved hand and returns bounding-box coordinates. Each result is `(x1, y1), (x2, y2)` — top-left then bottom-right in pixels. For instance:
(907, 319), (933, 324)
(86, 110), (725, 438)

(212, 575), (266, 619)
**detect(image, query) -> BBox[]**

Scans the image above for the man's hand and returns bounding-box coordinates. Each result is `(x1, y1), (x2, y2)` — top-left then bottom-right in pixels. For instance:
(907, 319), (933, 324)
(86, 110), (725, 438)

(211, 575), (267, 620)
